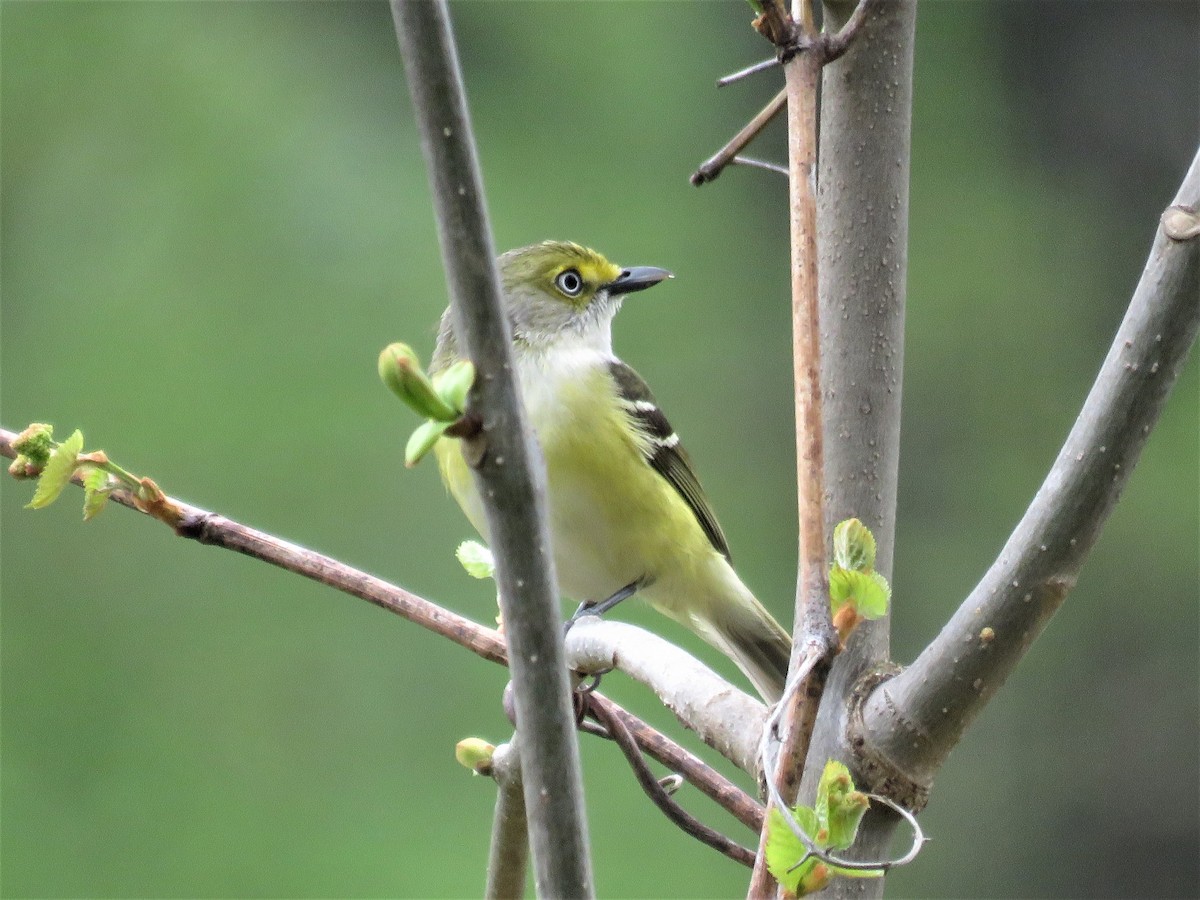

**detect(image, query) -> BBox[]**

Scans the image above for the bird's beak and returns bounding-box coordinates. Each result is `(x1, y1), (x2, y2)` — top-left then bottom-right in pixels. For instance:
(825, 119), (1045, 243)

(606, 266), (674, 296)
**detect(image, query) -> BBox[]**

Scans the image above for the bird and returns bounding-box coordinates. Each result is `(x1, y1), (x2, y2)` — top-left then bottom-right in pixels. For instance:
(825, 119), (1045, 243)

(430, 240), (792, 702)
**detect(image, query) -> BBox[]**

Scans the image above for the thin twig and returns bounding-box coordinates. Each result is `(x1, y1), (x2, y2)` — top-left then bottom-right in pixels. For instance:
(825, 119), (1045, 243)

(586, 694), (757, 868)
(717, 57), (780, 87)
(0, 426), (767, 836)
(747, 10), (838, 896)
(779, 25), (836, 805)
(731, 156), (788, 177)
(691, 88), (786, 185)
(8, 427), (511, 664)
(589, 694), (765, 833)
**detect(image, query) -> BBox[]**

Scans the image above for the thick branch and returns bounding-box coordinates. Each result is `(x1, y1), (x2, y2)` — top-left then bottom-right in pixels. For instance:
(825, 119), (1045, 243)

(796, 1), (916, 873)
(861, 147), (1200, 787)
(565, 617), (766, 776)
(389, 3), (593, 896)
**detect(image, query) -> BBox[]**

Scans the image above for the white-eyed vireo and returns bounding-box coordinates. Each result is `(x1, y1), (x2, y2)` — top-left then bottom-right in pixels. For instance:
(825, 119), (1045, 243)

(431, 241), (791, 701)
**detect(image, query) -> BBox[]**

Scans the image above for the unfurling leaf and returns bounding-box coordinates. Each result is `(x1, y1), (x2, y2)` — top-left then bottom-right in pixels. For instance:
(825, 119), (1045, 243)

(404, 419), (452, 468)
(766, 761), (883, 895)
(816, 760), (870, 851)
(81, 467), (113, 521)
(28, 430), (84, 510)
(833, 518), (876, 571)
(829, 567), (890, 619)
(766, 805), (821, 894)
(432, 360), (475, 415)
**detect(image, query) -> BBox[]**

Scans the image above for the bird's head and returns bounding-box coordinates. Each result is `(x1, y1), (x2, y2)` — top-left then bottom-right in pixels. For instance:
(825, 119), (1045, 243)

(497, 241), (672, 351)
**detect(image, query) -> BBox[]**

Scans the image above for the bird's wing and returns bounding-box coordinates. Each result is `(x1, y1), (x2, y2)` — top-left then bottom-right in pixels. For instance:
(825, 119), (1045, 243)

(607, 360), (732, 562)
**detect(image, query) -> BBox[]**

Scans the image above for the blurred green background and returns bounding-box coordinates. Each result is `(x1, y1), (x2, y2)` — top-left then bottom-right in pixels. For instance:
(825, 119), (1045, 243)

(2, 2), (1196, 897)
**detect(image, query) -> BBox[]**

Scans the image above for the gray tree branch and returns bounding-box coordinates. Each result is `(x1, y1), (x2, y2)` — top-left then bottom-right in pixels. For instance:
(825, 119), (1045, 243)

(486, 741), (529, 900)
(565, 617), (767, 776)
(859, 146), (1200, 787)
(796, 2), (917, 896)
(388, 2), (593, 896)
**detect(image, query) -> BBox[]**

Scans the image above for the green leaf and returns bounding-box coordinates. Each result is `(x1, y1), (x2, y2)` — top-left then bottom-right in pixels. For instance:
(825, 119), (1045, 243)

(829, 566), (891, 619)
(432, 360), (475, 415)
(404, 419), (452, 468)
(27, 430), (83, 510)
(766, 805), (822, 894)
(456, 541), (495, 580)
(860, 571), (891, 617)
(81, 467), (112, 521)
(833, 518), (876, 571)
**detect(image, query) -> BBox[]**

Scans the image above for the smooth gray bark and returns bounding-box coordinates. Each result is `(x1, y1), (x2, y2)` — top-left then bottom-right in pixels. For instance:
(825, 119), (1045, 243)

(860, 148), (1200, 784)
(390, 3), (593, 897)
(486, 742), (529, 900)
(800, 2), (917, 896)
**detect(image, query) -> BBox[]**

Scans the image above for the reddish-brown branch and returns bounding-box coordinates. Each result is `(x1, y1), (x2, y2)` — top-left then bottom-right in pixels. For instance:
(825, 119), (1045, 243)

(586, 695), (757, 868)
(746, 10), (841, 899)
(0, 424), (766, 841)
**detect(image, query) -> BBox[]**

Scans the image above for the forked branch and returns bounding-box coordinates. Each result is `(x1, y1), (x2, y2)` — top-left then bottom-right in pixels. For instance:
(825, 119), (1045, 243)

(857, 148), (1200, 793)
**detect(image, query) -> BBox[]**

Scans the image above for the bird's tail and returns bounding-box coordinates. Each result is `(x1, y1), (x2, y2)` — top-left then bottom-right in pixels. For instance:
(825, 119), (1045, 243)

(700, 582), (792, 704)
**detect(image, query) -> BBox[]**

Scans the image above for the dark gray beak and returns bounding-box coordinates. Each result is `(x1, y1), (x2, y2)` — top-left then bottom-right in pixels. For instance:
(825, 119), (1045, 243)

(606, 266), (673, 296)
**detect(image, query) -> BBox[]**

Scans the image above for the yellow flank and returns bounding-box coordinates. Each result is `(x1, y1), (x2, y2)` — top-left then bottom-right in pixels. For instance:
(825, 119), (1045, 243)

(434, 348), (722, 627)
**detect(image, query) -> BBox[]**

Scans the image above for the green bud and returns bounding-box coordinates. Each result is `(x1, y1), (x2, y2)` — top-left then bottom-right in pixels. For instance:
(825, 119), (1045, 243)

(378, 343), (457, 421)
(12, 423), (54, 467)
(432, 360), (476, 416)
(456, 541), (495, 580)
(455, 737), (496, 775)
(827, 790), (870, 851)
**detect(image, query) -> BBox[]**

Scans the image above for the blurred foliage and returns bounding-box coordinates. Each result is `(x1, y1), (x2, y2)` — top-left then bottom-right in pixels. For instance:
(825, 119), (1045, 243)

(2, 2), (1196, 897)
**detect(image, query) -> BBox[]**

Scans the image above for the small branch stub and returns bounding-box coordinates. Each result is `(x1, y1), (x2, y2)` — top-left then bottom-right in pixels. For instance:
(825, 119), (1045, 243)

(1162, 203), (1200, 241)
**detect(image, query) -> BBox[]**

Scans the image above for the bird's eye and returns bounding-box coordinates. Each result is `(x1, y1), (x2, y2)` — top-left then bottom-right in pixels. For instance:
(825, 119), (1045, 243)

(555, 269), (584, 297)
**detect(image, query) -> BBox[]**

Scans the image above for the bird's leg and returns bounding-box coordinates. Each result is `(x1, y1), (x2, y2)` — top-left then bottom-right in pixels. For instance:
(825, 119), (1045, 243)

(565, 576), (648, 632)
(563, 578), (646, 697)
